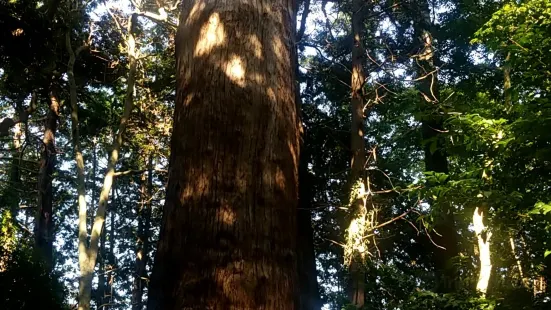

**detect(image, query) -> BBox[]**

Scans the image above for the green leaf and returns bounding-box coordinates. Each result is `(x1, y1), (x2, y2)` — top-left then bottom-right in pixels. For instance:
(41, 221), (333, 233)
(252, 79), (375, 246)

(429, 141), (437, 155)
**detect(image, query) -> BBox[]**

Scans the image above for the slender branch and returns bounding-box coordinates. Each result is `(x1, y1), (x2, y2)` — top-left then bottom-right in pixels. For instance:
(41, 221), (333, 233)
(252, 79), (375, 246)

(372, 208), (412, 230)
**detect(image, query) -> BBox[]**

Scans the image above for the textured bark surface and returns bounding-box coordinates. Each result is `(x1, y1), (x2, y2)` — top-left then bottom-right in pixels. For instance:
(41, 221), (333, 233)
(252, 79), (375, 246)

(504, 52), (512, 109)
(411, 0), (460, 293)
(35, 86), (59, 269)
(347, 0), (367, 306)
(147, 0), (299, 309)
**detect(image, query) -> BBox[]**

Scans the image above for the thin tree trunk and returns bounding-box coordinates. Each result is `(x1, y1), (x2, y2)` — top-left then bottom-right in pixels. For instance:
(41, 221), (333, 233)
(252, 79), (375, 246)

(297, 150), (321, 310)
(147, 0), (299, 308)
(132, 156), (153, 310)
(295, 2), (320, 308)
(93, 139), (107, 310)
(0, 113), (26, 270)
(107, 186), (117, 309)
(504, 52), (512, 109)
(509, 234), (529, 288)
(66, 30), (92, 310)
(35, 86), (59, 269)
(411, 0), (459, 293)
(346, 0), (368, 306)
(67, 14), (137, 307)
(473, 206), (492, 296)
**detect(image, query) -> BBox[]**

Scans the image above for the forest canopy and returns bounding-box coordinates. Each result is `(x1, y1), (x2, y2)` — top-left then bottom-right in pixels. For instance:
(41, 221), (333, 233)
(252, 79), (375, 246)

(0, 0), (550, 309)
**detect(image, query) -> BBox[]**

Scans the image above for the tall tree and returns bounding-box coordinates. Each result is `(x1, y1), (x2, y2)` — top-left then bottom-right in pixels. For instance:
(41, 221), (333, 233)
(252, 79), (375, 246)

(132, 155), (153, 310)
(35, 84), (60, 268)
(147, 0), (300, 308)
(345, 0), (368, 306)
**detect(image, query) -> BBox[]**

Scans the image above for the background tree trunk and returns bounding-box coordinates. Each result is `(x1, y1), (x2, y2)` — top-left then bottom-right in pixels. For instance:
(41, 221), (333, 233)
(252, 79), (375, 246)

(35, 85), (60, 269)
(411, 0), (460, 293)
(147, 0), (299, 308)
(132, 156), (152, 310)
(67, 13), (136, 306)
(297, 150), (321, 310)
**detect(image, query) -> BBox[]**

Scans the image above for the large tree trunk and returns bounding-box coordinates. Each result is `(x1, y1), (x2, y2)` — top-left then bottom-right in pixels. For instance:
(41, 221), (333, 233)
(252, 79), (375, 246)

(147, 0), (299, 308)
(346, 0), (368, 307)
(132, 156), (153, 310)
(35, 86), (59, 269)
(411, 0), (459, 293)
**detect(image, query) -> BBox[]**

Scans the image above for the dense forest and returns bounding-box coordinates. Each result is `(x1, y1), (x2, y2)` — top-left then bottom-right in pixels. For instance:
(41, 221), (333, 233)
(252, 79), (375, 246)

(0, 0), (550, 309)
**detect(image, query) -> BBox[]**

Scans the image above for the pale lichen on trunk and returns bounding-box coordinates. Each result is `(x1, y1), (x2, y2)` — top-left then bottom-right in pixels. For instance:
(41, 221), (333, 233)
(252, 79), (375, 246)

(473, 206), (492, 297)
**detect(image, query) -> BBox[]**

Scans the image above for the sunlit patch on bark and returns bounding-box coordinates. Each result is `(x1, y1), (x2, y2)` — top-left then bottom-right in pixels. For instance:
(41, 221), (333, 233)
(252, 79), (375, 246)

(248, 34), (263, 59)
(272, 37), (284, 61)
(194, 13), (225, 56)
(344, 181), (375, 266)
(251, 73), (264, 85)
(225, 55), (246, 87)
(218, 204), (236, 225)
(188, 2), (206, 24)
(266, 87), (277, 103)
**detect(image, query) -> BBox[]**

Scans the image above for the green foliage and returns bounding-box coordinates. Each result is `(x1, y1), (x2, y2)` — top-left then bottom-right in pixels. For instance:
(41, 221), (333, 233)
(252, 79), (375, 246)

(401, 291), (496, 310)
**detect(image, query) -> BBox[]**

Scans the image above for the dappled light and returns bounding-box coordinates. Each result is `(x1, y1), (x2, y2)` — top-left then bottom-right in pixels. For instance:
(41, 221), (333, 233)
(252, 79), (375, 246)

(224, 55), (246, 87)
(194, 13), (225, 57)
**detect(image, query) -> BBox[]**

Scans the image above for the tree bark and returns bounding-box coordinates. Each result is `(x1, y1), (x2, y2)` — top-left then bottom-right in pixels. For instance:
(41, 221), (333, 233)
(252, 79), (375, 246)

(346, 0), (368, 306)
(147, 0), (299, 308)
(411, 0), (460, 293)
(504, 52), (512, 109)
(35, 85), (59, 269)
(132, 156), (153, 310)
